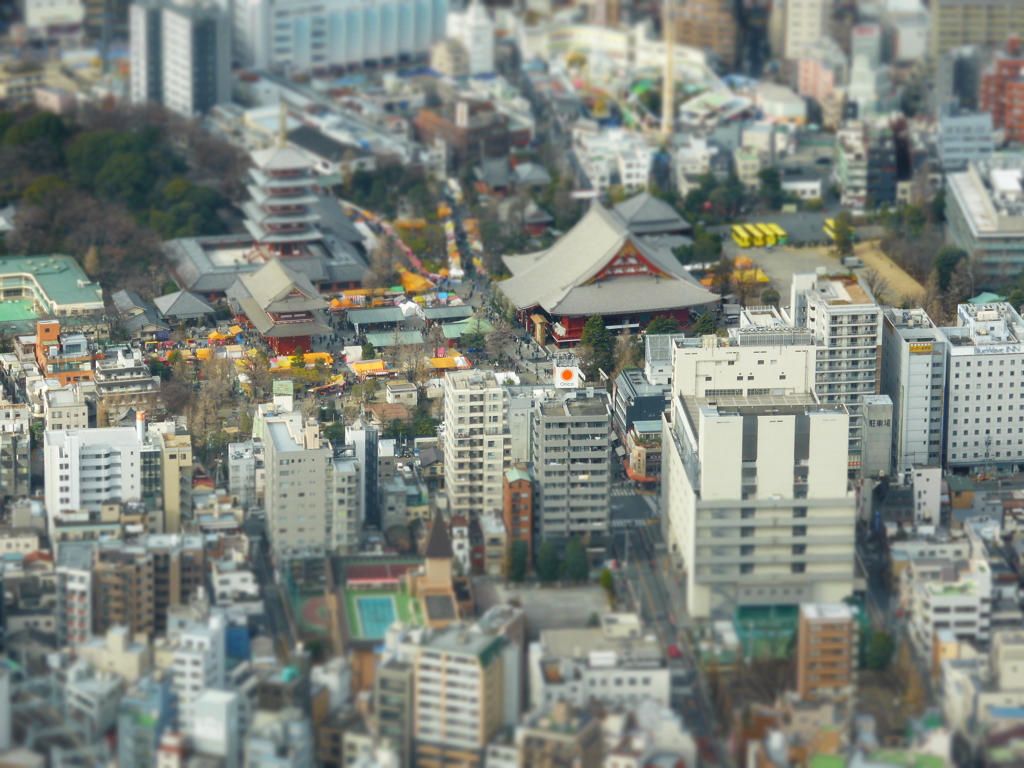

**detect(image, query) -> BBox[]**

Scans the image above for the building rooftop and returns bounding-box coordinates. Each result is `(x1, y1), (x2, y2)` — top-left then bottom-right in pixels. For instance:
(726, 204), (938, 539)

(0, 255), (103, 308)
(801, 602), (854, 621)
(422, 624), (505, 664)
(445, 369), (502, 390)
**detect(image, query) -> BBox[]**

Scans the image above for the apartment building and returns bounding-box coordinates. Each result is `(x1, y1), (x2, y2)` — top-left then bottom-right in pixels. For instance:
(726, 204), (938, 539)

(528, 613), (669, 710)
(788, 272), (883, 471)
(263, 411), (331, 558)
(980, 42), (1024, 145)
(172, 612), (227, 737)
(502, 467), (533, 565)
(784, 0), (831, 60)
(43, 424), (162, 540)
(941, 303), (1024, 472)
(35, 320), (93, 386)
(0, 403), (31, 499)
(93, 347), (160, 426)
(833, 120), (897, 213)
(148, 424), (192, 534)
(329, 454), (362, 554)
(796, 602), (858, 702)
(227, 439), (264, 509)
(414, 101), (510, 171)
(375, 660), (413, 768)
(443, 370), (512, 518)
(56, 541), (94, 647)
(413, 626), (507, 768)
(880, 308), (948, 476)
(907, 556), (992, 657)
(44, 385), (89, 432)
(245, 707), (314, 768)
(518, 702), (603, 768)
(937, 105), (994, 172)
(673, 0), (737, 69)
(446, 0), (494, 76)
(531, 388), (612, 541)
(118, 675), (175, 768)
(929, 0), (1024, 61)
(78, 626), (153, 685)
(93, 544), (155, 639)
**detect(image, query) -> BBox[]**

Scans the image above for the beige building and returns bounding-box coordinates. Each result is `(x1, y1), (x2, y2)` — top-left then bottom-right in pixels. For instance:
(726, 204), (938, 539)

(413, 626), (506, 768)
(733, 146), (762, 191)
(517, 701), (603, 768)
(480, 512), (506, 578)
(386, 380), (418, 407)
(150, 427), (193, 534)
(78, 626), (154, 684)
(0, 528), (39, 555)
(431, 39), (471, 79)
(784, 0), (831, 60)
(929, 0), (1024, 61)
(0, 60), (78, 103)
(796, 603), (858, 701)
(44, 386), (89, 432)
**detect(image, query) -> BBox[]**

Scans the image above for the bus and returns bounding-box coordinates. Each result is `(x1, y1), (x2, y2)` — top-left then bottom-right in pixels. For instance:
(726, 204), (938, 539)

(754, 223), (777, 246)
(731, 225), (751, 248)
(823, 218), (837, 242)
(766, 223), (788, 244)
(743, 224), (765, 247)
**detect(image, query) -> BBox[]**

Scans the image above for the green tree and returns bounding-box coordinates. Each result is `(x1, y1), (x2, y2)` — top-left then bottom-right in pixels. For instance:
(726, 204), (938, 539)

(833, 210), (855, 256)
(903, 204), (927, 239)
(934, 245), (967, 292)
(323, 421), (346, 443)
(930, 188), (946, 223)
(691, 312), (717, 337)
(95, 152), (150, 204)
(509, 540), (529, 583)
(361, 342), (376, 360)
(5, 111), (67, 148)
(866, 631), (895, 671)
(565, 539), (589, 582)
(761, 288), (780, 308)
(290, 346), (306, 371)
(803, 198), (825, 212)
(0, 112), (15, 143)
(1008, 287), (1024, 310)
(645, 316), (680, 335)
(758, 167), (783, 209)
(579, 316), (614, 382)
(22, 174), (69, 206)
(537, 541), (560, 584)
(599, 567), (615, 594)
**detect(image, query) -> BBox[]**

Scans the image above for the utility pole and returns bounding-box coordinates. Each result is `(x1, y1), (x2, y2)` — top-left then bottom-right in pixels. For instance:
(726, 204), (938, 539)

(662, 0), (675, 137)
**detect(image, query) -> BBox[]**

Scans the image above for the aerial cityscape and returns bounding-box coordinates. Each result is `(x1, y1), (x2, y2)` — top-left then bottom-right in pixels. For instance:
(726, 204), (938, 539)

(0, 0), (1020, 765)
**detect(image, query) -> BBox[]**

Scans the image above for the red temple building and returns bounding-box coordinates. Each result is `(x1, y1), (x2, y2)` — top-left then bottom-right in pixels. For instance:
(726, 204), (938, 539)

(227, 259), (330, 356)
(499, 199), (718, 347)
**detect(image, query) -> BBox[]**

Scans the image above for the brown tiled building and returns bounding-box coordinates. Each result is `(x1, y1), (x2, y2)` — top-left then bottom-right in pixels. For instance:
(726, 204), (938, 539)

(980, 43), (1024, 145)
(414, 100), (510, 170)
(147, 534), (206, 635)
(674, 0), (738, 70)
(93, 546), (154, 639)
(796, 603), (858, 701)
(502, 466), (533, 564)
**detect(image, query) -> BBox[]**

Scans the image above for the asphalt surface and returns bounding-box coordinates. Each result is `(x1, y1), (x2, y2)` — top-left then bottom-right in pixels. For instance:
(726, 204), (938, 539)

(242, 514), (296, 659)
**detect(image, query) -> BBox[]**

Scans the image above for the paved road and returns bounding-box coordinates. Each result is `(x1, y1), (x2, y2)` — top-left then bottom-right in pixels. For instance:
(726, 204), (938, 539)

(243, 515), (296, 659)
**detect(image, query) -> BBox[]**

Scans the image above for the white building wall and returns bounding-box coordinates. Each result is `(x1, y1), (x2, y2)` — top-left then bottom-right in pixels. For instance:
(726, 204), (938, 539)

(784, 0), (830, 60)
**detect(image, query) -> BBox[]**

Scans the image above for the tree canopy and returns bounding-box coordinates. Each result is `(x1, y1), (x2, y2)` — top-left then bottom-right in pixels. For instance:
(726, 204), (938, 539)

(645, 316), (680, 336)
(537, 541), (560, 584)
(579, 316), (614, 382)
(565, 539), (589, 583)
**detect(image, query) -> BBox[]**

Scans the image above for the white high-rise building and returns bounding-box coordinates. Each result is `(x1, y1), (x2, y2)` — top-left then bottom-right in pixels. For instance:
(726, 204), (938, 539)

(784, 0), (832, 60)
(329, 454), (362, 553)
(880, 308), (948, 476)
(446, 0), (494, 76)
(786, 272), (883, 472)
(233, 0), (449, 72)
(661, 331), (856, 618)
(443, 370), (512, 518)
(941, 302), (1024, 472)
(43, 426), (162, 540)
(172, 612), (227, 737)
(130, 0), (231, 116)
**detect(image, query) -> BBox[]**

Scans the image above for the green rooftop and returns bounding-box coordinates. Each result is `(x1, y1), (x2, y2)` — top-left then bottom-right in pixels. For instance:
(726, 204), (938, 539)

(0, 299), (38, 322)
(869, 750), (946, 768)
(809, 755), (846, 768)
(0, 255), (103, 310)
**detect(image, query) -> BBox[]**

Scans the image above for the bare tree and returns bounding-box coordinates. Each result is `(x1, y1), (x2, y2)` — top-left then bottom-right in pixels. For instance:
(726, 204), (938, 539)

(861, 268), (891, 305)
(733, 269), (760, 307)
(362, 238), (406, 290)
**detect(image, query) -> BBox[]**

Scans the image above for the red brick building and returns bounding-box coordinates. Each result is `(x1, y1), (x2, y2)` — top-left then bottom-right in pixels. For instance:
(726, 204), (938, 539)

(502, 466), (533, 564)
(980, 39), (1024, 144)
(414, 99), (510, 170)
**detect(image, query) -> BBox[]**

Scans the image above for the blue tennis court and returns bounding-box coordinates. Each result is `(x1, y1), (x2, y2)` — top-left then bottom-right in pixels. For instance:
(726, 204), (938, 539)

(357, 595), (397, 637)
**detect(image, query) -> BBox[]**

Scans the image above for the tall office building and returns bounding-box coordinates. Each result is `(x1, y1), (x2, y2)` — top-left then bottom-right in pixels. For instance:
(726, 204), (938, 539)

(796, 603), (858, 702)
(941, 302), (1024, 472)
(980, 42), (1024, 146)
(233, 0), (449, 72)
(93, 544), (156, 638)
(443, 371), (512, 518)
(446, 0), (494, 76)
(787, 272), (883, 472)
(531, 388), (612, 541)
(263, 411), (331, 559)
(880, 308), (948, 476)
(129, 0), (231, 116)
(661, 333), (856, 618)
(0, 404), (31, 500)
(784, 0), (832, 60)
(929, 0), (1024, 61)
